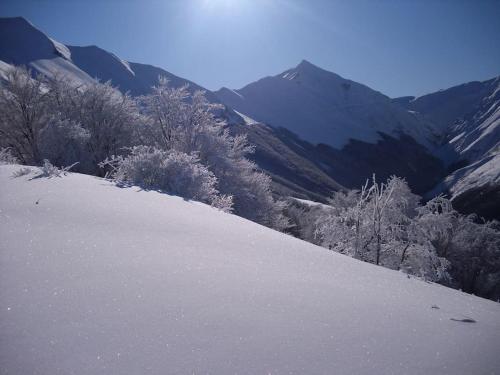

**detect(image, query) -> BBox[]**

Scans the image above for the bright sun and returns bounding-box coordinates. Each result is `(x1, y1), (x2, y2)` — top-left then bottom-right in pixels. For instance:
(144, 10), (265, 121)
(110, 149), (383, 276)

(202, 0), (244, 9)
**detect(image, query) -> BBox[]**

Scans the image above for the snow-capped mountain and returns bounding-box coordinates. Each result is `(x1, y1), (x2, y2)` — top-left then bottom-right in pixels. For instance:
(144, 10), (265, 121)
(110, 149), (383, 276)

(217, 61), (445, 194)
(216, 60), (438, 150)
(395, 77), (500, 219)
(2, 164), (499, 374)
(398, 76), (500, 164)
(0, 17), (221, 101)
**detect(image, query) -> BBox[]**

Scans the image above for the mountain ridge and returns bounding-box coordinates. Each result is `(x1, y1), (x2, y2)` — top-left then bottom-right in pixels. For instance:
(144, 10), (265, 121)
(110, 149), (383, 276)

(216, 59), (438, 150)
(1, 16), (498, 216)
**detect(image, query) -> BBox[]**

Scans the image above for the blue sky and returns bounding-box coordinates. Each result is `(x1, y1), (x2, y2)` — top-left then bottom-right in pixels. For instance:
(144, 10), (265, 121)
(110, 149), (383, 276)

(1, 0), (499, 97)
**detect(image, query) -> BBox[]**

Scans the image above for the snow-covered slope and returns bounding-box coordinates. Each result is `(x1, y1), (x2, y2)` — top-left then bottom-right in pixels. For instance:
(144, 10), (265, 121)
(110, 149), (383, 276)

(216, 60), (438, 150)
(427, 153), (500, 198)
(1, 164), (499, 375)
(67, 45), (223, 101)
(403, 76), (500, 164)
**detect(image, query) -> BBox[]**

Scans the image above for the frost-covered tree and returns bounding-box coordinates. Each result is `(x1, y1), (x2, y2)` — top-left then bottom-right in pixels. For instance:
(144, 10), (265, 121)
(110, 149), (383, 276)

(139, 79), (288, 230)
(413, 196), (457, 258)
(414, 196), (500, 297)
(317, 176), (419, 264)
(46, 78), (139, 175)
(38, 115), (90, 167)
(0, 66), (48, 164)
(314, 189), (364, 256)
(315, 175), (448, 281)
(0, 69), (139, 173)
(312, 180), (500, 288)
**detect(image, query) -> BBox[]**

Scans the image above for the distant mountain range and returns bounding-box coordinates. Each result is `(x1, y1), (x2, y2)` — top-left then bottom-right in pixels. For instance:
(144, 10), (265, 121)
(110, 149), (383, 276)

(1, 17), (498, 218)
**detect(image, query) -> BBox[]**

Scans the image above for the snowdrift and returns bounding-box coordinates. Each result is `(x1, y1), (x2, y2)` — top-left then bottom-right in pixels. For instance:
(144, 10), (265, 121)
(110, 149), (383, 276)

(1, 164), (499, 374)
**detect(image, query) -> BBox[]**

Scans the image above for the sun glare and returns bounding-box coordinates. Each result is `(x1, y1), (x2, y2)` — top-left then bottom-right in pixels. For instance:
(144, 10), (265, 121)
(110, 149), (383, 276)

(202, 0), (246, 11)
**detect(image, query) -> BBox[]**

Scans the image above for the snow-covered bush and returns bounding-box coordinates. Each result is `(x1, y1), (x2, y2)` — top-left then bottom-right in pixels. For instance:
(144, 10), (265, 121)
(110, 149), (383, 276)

(0, 147), (19, 165)
(39, 159), (61, 177)
(101, 146), (232, 211)
(11, 166), (32, 177)
(37, 159), (76, 178)
(139, 79), (287, 229)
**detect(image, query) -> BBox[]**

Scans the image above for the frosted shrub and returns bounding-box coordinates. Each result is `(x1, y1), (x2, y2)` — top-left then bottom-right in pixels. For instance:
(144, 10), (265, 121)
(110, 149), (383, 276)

(38, 116), (90, 168)
(11, 167), (32, 177)
(101, 146), (232, 211)
(38, 159), (62, 177)
(38, 159), (77, 178)
(0, 148), (19, 165)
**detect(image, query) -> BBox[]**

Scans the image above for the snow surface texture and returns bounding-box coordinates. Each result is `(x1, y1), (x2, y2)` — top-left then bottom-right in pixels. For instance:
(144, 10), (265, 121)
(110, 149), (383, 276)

(216, 60), (438, 150)
(1, 164), (499, 375)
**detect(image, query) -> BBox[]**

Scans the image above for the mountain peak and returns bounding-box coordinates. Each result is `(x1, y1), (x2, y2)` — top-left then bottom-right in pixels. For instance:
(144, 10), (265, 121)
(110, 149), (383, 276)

(297, 59), (315, 68)
(278, 59), (325, 81)
(290, 59), (342, 80)
(295, 59), (323, 72)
